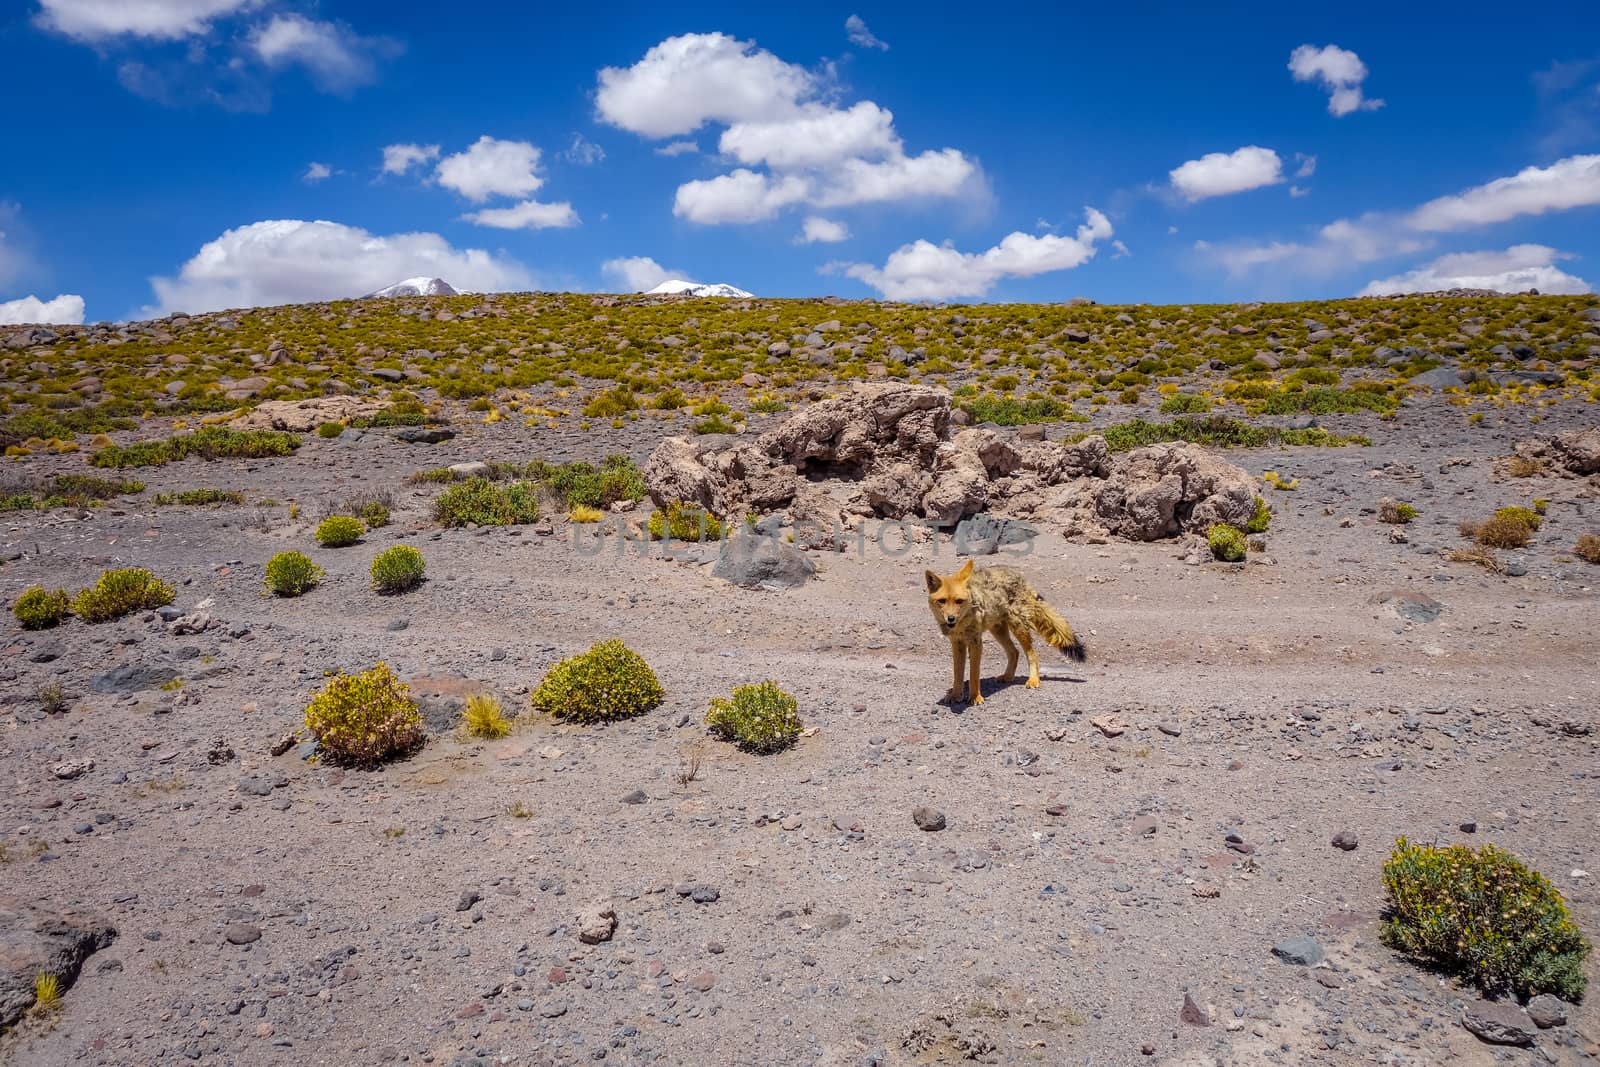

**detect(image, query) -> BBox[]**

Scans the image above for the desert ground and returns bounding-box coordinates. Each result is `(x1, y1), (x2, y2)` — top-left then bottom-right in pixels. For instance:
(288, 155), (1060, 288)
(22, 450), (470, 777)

(1, 291), (1597, 1066)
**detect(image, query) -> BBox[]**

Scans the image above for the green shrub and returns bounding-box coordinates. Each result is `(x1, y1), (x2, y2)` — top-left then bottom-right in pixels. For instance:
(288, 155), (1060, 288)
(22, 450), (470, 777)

(530, 638), (663, 723)
(356, 501), (391, 527)
(959, 394), (1074, 425)
(72, 567), (175, 622)
(350, 409), (428, 428)
(433, 478), (540, 526)
(317, 422), (345, 439)
(1084, 416), (1369, 453)
(1381, 837), (1590, 1001)
(1379, 498), (1418, 524)
(694, 414), (738, 434)
(264, 551), (324, 597)
(582, 386), (638, 417)
(303, 662), (425, 767)
(153, 488), (243, 506)
(1255, 387), (1397, 416)
(706, 680), (803, 754)
(315, 515), (366, 547)
(543, 455), (646, 509)
(1470, 513), (1535, 549)
(748, 397), (788, 413)
(0, 474), (145, 510)
(1493, 505), (1542, 532)
(648, 502), (724, 541)
(1160, 392), (1212, 414)
(1207, 523), (1247, 562)
(1244, 496), (1272, 534)
(370, 545), (425, 593)
(90, 427), (298, 468)
(13, 587), (70, 629)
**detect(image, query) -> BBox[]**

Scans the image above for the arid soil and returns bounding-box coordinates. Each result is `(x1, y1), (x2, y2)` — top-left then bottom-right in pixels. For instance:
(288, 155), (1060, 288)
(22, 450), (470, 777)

(2, 395), (1597, 1067)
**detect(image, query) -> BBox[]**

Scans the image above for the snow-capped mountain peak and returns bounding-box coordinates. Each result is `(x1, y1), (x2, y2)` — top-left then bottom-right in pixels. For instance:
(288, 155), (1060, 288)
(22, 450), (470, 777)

(644, 279), (753, 299)
(365, 277), (459, 299)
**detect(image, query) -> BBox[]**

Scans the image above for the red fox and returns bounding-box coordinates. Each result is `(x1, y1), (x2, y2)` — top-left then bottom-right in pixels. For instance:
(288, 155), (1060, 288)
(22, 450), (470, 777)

(924, 559), (1086, 705)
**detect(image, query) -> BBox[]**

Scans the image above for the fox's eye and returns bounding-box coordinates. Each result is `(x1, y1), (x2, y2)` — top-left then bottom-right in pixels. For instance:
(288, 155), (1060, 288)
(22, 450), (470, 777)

(935, 597), (946, 604)
(954, 598), (966, 605)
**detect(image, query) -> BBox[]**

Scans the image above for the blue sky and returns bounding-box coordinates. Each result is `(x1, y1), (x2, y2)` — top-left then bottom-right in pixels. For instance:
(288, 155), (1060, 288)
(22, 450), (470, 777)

(1, 1), (1597, 323)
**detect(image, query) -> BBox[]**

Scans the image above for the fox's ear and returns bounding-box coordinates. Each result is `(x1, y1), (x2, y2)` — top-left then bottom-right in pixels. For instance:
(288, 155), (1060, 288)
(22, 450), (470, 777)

(955, 558), (974, 580)
(924, 569), (942, 593)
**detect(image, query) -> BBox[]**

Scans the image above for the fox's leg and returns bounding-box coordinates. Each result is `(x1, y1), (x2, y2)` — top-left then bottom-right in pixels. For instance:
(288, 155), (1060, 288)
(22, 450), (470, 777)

(991, 625), (1019, 681)
(967, 640), (984, 704)
(947, 639), (965, 703)
(1014, 627), (1041, 688)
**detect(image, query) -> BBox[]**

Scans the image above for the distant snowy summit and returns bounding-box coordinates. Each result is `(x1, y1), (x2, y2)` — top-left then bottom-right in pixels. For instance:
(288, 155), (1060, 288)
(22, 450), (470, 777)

(365, 277), (459, 299)
(644, 279), (753, 299)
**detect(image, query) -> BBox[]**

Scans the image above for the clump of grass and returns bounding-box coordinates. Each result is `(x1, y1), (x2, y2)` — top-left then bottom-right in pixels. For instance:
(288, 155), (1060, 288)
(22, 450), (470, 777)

(461, 692), (512, 739)
(706, 680), (803, 754)
(13, 587), (71, 629)
(90, 427), (298, 468)
(1573, 532), (1600, 563)
(694, 414), (738, 434)
(507, 800), (533, 819)
(1501, 454), (1545, 478)
(1447, 544), (1504, 573)
(433, 478), (540, 526)
(648, 502), (724, 541)
(37, 683), (68, 715)
(1381, 837), (1590, 1001)
(152, 488), (243, 506)
(1263, 470), (1298, 491)
(72, 567), (175, 622)
(315, 515), (366, 546)
(33, 973), (61, 1013)
(264, 550), (324, 597)
(336, 489), (394, 528)
(1379, 498), (1418, 524)
(316, 421), (345, 439)
(1159, 392), (1212, 414)
(569, 504), (605, 523)
(1244, 496), (1271, 534)
(582, 385), (638, 418)
(1207, 523), (1247, 562)
(1465, 507), (1539, 548)
(530, 638), (663, 723)
(303, 662), (425, 767)
(959, 395), (1077, 425)
(0, 473), (145, 510)
(370, 545), (425, 593)
(409, 467), (457, 484)
(1083, 416), (1368, 453)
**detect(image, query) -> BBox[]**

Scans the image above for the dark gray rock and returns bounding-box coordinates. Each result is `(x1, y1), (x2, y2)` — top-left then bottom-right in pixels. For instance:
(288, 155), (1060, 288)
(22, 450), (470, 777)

(1371, 589), (1443, 624)
(223, 923), (261, 946)
(712, 532), (816, 591)
(394, 427), (454, 445)
(953, 513), (1038, 556)
(1409, 367), (1465, 390)
(90, 663), (179, 694)
(1525, 994), (1568, 1029)
(1330, 831), (1359, 851)
(0, 897), (117, 1030)
(913, 806), (946, 832)
(1461, 1000), (1535, 1046)
(1271, 935), (1324, 965)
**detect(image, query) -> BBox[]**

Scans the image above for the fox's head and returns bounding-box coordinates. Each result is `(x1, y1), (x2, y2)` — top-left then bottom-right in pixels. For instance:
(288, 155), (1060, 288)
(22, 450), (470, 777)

(925, 559), (975, 632)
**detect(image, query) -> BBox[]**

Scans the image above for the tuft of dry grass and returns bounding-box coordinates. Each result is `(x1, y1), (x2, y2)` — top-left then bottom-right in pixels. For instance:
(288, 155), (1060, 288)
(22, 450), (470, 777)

(33, 973), (61, 1013)
(1575, 533), (1600, 564)
(1448, 545), (1504, 573)
(1500, 454), (1545, 478)
(461, 692), (511, 740)
(675, 742), (705, 788)
(1475, 515), (1535, 548)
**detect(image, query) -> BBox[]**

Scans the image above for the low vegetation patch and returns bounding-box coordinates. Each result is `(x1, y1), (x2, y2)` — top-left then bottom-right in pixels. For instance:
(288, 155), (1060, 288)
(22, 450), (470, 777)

(264, 551), (324, 597)
(461, 692), (512, 739)
(1159, 392), (1212, 414)
(706, 680), (803, 754)
(959, 394), (1080, 426)
(1463, 506), (1540, 549)
(1081, 416), (1369, 453)
(153, 488), (243, 506)
(1244, 496), (1272, 534)
(1576, 533), (1600, 563)
(530, 638), (663, 723)
(303, 662), (425, 767)
(434, 477), (541, 526)
(315, 515), (366, 546)
(1207, 523), (1247, 562)
(648, 502), (724, 541)
(1379, 498), (1418, 524)
(0, 474), (144, 510)
(1381, 837), (1590, 1001)
(13, 587), (71, 629)
(370, 545), (425, 593)
(72, 567), (175, 622)
(90, 427), (298, 468)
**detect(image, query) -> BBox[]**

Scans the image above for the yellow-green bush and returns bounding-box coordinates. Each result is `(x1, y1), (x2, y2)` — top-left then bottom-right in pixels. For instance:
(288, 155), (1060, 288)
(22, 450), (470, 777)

(433, 478), (540, 526)
(1244, 496), (1271, 534)
(315, 515), (366, 547)
(1379, 498), (1418, 524)
(706, 680), (803, 754)
(1207, 523), (1247, 562)
(370, 545), (425, 593)
(72, 568), (175, 622)
(264, 551), (324, 597)
(461, 692), (511, 739)
(648, 502), (723, 541)
(530, 638), (663, 723)
(303, 662), (425, 767)
(1381, 837), (1590, 1001)
(13, 586), (70, 629)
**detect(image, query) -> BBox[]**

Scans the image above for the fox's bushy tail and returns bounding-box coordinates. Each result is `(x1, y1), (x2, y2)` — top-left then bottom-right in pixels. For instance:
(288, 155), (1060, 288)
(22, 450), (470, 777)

(1031, 601), (1087, 662)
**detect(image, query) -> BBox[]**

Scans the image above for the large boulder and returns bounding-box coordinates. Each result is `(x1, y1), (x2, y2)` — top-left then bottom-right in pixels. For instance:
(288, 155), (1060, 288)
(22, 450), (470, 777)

(761, 382), (950, 474)
(0, 897), (117, 1032)
(1092, 443), (1257, 540)
(713, 532), (817, 590)
(230, 396), (388, 432)
(644, 437), (728, 513)
(922, 440), (990, 525)
(1504, 426), (1600, 477)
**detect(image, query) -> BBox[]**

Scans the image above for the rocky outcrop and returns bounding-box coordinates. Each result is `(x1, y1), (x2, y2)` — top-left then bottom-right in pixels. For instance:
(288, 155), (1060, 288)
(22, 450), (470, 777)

(643, 383), (1257, 543)
(1503, 426), (1600, 477)
(229, 396), (389, 432)
(0, 897), (117, 1031)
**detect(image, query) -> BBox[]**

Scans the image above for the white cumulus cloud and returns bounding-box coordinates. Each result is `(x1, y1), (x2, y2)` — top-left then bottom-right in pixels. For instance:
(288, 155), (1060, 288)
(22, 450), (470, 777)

(845, 14), (889, 50)
(1406, 154), (1600, 232)
(799, 217), (850, 244)
(601, 256), (691, 292)
(302, 161), (331, 182)
(144, 219), (532, 315)
(0, 293), (86, 325)
(1360, 245), (1592, 296)
(560, 134), (605, 166)
(434, 136), (545, 202)
(1169, 146), (1284, 202)
(1289, 44), (1383, 116)
(600, 31), (980, 225)
(382, 143), (439, 176)
(655, 140), (699, 157)
(34, 0), (261, 41)
(461, 199), (579, 231)
(250, 14), (391, 92)
(841, 208), (1112, 301)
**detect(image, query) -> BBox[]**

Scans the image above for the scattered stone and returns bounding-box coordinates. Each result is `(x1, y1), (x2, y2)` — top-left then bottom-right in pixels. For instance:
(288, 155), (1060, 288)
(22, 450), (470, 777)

(1371, 589), (1444, 624)
(1525, 994), (1568, 1029)
(712, 533), (816, 590)
(223, 923), (261, 946)
(395, 427), (454, 445)
(1180, 993), (1210, 1026)
(456, 889), (482, 913)
(269, 734), (296, 757)
(620, 789), (647, 805)
(1271, 935), (1325, 966)
(1330, 831), (1359, 851)
(1461, 1000), (1535, 1046)
(51, 758), (93, 780)
(576, 901), (617, 945)
(912, 806), (946, 832)
(207, 738), (235, 765)
(686, 971), (715, 992)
